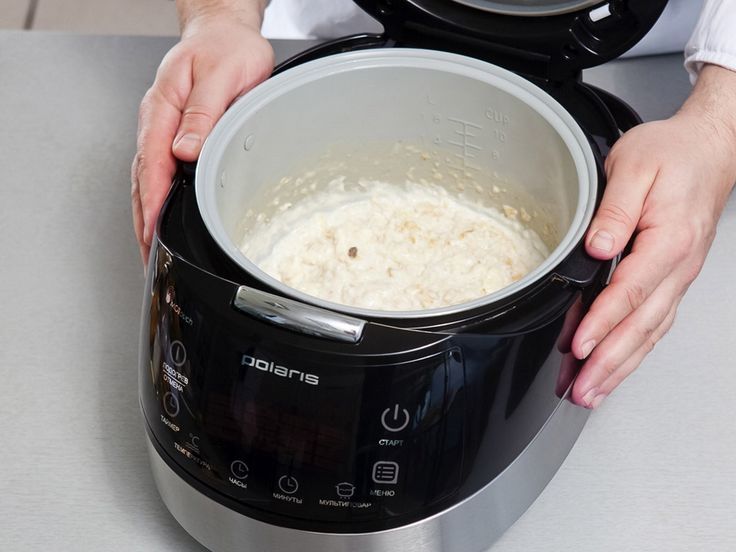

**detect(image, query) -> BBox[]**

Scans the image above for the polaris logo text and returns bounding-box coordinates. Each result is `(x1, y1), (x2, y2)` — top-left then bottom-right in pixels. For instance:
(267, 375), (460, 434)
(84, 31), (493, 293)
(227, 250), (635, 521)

(241, 355), (319, 386)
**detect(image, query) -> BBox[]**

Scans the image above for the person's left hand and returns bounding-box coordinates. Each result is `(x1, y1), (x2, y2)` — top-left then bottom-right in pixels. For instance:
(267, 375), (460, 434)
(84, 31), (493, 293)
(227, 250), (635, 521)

(569, 65), (736, 408)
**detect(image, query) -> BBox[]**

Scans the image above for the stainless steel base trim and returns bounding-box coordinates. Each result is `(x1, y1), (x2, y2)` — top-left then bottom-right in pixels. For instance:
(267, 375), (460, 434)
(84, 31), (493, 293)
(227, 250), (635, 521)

(147, 399), (589, 552)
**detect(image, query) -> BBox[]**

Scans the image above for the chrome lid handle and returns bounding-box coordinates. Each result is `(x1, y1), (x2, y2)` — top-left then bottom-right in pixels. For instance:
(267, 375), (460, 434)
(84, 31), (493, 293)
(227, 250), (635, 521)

(232, 286), (366, 343)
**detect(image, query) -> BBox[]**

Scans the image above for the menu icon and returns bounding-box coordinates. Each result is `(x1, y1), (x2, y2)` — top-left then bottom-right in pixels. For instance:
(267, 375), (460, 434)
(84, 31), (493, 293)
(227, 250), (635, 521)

(372, 461), (399, 485)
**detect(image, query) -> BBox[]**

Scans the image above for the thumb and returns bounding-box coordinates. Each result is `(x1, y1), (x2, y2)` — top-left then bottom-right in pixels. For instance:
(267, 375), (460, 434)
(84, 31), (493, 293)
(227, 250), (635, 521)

(586, 155), (655, 259)
(172, 69), (242, 161)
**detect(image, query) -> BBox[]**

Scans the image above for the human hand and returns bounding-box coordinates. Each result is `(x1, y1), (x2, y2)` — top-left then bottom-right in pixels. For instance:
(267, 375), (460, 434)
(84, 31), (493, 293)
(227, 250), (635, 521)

(131, 8), (274, 263)
(570, 65), (736, 408)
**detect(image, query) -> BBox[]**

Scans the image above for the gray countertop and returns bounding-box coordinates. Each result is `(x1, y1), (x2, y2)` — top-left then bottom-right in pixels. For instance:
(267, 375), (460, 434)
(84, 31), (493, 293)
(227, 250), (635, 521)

(1, 31), (734, 551)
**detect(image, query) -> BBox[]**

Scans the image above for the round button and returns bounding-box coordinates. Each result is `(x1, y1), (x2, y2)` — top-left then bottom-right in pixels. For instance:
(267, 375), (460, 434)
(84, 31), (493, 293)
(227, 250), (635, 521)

(230, 460), (249, 480)
(278, 475), (299, 495)
(170, 340), (187, 367)
(163, 392), (180, 418)
(381, 404), (410, 432)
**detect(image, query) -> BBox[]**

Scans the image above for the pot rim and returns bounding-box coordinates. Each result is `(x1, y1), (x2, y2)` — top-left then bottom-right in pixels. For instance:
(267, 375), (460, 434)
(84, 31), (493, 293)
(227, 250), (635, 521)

(196, 48), (598, 320)
(449, 0), (602, 17)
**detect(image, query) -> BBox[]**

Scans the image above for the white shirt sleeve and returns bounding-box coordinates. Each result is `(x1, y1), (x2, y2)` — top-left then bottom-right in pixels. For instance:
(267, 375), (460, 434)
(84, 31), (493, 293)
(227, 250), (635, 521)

(685, 0), (736, 82)
(262, 0), (381, 39)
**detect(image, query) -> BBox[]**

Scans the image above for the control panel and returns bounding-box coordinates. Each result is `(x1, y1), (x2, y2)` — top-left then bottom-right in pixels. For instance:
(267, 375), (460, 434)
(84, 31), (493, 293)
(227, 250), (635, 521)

(140, 280), (466, 529)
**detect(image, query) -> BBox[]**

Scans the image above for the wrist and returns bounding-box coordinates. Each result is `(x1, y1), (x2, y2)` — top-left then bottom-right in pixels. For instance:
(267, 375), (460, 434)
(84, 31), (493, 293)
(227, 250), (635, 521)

(177, 0), (266, 35)
(676, 65), (736, 183)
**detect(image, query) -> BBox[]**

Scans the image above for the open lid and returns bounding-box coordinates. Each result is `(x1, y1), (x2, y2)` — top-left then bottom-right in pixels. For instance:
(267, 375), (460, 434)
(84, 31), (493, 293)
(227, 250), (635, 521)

(353, 0), (669, 80)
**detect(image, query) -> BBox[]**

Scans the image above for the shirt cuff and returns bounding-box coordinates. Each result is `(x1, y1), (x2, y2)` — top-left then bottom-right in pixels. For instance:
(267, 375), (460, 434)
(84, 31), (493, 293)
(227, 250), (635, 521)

(685, 48), (736, 84)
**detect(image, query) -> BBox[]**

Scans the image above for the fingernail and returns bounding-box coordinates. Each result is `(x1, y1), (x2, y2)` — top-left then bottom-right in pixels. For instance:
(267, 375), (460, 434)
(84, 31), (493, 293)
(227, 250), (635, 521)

(581, 387), (599, 408)
(173, 133), (201, 152)
(580, 339), (596, 359)
(580, 339), (595, 360)
(590, 230), (615, 253)
(591, 393), (607, 409)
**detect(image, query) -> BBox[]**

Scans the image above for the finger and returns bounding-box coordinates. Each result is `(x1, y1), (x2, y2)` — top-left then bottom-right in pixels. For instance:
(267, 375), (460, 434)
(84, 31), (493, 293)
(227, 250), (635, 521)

(130, 155), (147, 265)
(556, 353), (581, 399)
(572, 226), (683, 360)
(140, 243), (150, 266)
(586, 153), (657, 259)
(172, 66), (245, 161)
(557, 294), (585, 354)
(598, 302), (677, 397)
(135, 87), (181, 247)
(573, 301), (678, 409)
(571, 278), (681, 407)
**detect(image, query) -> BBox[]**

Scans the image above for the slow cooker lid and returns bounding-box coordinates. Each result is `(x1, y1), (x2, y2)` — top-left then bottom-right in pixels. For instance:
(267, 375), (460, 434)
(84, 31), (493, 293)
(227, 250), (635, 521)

(353, 0), (668, 79)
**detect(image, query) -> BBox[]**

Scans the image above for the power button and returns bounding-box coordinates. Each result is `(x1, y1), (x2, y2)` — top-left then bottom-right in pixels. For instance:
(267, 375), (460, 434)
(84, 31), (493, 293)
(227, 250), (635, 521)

(381, 404), (410, 433)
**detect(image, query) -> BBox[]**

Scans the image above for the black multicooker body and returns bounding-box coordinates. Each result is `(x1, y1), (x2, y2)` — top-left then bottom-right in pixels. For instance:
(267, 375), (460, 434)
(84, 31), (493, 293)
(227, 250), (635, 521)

(140, 1), (667, 550)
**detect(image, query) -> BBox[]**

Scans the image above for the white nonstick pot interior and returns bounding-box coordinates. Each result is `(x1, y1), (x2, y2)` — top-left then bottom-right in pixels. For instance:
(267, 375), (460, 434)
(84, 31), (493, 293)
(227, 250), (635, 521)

(196, 48), (598, 319)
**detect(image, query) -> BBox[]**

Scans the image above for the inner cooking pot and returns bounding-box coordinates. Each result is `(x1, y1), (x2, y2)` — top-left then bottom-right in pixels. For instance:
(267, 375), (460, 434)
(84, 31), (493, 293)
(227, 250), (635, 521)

(196, 49), (597, 319)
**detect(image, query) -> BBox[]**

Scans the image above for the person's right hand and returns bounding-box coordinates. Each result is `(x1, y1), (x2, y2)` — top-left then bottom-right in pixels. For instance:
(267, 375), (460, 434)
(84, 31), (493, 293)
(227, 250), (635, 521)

(132, 11), (274, 263)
